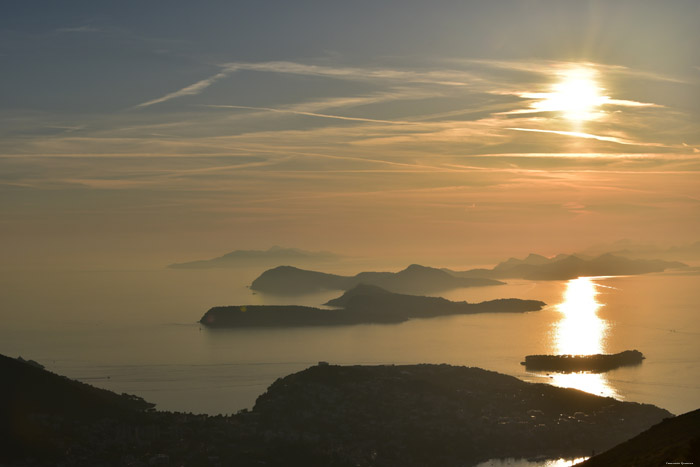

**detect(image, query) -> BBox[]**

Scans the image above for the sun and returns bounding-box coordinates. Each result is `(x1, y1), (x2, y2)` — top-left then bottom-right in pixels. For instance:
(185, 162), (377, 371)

(526, 67), (608, 121)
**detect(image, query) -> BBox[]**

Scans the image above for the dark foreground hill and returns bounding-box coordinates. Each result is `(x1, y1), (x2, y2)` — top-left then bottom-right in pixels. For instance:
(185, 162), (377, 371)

(0, 353), (154, 462)
(252, 364), (671, 465)
(200, 283), (545, 327)
(2, 354), (676, 466)
(250, 263), (503, 295)
(581, 408), (700, 466)
(447, 252), (686, 280)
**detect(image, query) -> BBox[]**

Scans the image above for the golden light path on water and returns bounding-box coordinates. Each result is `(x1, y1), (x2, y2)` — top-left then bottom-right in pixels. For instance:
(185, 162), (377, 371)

(549, 277), (617, 399)
(542, 458), (588, 467)
(477, 456), (588, 467)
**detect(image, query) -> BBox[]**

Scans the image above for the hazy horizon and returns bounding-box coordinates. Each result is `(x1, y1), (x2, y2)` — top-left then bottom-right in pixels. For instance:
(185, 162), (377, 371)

(2, 1), (699, 271)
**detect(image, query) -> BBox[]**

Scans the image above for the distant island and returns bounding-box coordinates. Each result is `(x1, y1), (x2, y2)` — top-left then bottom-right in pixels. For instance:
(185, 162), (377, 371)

(167, 246), (340, 269)
(250, 263), (504, 295)
(200, 283), (545, 327)
(522, 350), (645, 373)
(3, 354), (677, 466)
(582, 239), (700, 263)
(446, 252), (686, 280)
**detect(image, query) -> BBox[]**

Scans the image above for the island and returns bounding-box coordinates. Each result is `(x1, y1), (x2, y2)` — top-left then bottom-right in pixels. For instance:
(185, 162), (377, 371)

(199, 283), (545, 327)
(446, 252), (686, 280)
(522, 350), (645, 372)
(250, 263), (504, 295)
(168, 245), (340, 269)
(3, 354), (677, 466)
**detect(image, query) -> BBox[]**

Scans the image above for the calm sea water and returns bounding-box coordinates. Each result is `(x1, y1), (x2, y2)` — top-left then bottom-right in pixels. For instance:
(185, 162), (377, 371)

(2, 268), (698, 422)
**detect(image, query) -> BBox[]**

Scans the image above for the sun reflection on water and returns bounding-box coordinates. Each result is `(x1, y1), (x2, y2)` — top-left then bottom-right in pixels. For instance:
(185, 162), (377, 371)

(549, 277), (617, 398)
(542, 457), (588, 466)
(554, 277), (606, 355)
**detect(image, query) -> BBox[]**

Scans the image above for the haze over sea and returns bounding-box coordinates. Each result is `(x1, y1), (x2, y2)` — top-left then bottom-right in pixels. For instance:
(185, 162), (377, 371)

(2, 264), (697, 416)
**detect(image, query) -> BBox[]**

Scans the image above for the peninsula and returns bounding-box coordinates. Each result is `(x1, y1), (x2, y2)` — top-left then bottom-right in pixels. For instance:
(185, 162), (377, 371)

(522, 350), (645, 373)
(250, 263), (503, 295)
(3, 355), (676, 466)
(200, 283), (545, 327)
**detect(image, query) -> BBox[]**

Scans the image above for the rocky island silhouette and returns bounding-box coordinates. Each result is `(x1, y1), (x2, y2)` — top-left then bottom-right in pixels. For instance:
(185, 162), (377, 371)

(522, 350), (645, 373)
(250, 263), (504, 295)
(200, 283), (545, 327)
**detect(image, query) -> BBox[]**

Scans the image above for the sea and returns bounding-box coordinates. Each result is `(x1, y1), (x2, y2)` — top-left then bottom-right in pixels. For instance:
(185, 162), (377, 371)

(2, 266), (698, 465)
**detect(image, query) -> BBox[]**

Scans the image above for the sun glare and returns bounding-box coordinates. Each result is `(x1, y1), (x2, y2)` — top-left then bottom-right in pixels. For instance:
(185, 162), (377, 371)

(526, 67), (607, 121)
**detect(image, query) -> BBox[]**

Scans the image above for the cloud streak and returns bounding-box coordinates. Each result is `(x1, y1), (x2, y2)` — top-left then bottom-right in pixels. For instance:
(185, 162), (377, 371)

(205, 104), (415, 125)
(133, 60), (478, 109)
(134, 70), (233, 108)
(506, 127), (643, 146)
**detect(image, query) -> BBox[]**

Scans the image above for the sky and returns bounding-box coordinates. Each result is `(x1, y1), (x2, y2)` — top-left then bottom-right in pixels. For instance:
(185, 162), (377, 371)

(1, 1), (699, 269)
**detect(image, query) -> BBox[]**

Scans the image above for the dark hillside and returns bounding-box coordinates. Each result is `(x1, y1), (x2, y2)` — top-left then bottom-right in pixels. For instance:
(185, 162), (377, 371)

(582, 408), (700, 466)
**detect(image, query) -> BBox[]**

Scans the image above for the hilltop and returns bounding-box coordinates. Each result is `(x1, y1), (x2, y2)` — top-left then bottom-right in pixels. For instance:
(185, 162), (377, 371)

(250, 263), (503, 295)
(252, 363), (673, 465)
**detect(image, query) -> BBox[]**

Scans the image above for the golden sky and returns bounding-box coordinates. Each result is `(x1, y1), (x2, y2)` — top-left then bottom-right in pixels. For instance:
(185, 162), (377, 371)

(1, 1), (698, 269)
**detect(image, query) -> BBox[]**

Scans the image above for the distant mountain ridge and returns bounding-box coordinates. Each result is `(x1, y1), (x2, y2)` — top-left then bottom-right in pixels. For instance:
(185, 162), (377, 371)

(168, 246), (340, 269)
(250, 263), (504, 295)
(446, 253), (686, 280)
(582, 239), (700, 262)
(200, 283), (545, 327)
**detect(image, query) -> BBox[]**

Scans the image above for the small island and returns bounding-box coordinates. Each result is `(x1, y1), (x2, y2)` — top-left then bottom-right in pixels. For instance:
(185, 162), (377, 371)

(200, 283), (545, 327)
(522, 350), (645, 372)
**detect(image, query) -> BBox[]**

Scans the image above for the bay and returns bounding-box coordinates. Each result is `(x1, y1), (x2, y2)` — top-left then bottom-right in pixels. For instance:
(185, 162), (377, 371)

(1, 268), (698, 418)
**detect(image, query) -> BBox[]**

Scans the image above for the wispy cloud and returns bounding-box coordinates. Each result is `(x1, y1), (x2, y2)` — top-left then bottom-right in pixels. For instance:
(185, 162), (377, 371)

(453, 58), (690, 84)
(134, 70), (233, 108)
(506, 127), (657, 147)
(219, 61), (477, 85)
(205, 104), (415, 125)
(498, 95), (659, 118)
(133, 60), (479, 109)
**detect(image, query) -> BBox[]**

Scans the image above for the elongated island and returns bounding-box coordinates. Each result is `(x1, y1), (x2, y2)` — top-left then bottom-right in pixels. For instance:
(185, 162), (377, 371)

(200, 283), (545, 327)
(522, 350), (645, 372)
(250, 263), (504, 295)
